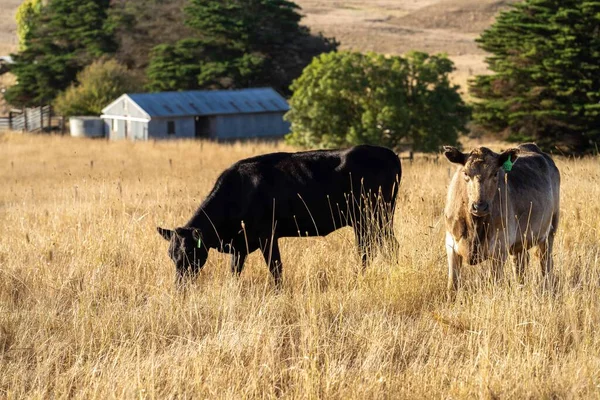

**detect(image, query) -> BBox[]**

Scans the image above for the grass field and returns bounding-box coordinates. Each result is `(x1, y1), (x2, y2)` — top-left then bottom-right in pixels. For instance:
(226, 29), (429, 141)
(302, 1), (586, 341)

(1, 133), (599, 398)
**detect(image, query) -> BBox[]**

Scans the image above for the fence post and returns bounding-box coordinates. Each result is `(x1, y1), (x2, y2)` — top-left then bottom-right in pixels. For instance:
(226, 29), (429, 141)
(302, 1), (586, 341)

(61, 116), (65, 135)
(47, 105), (52, 130)
(40, 105), (44, 132)
(23, 107), (27, 132)
(8, 111), (12, 130)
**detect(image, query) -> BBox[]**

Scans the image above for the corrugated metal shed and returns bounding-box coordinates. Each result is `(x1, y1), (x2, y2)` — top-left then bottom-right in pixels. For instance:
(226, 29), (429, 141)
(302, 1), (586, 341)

(103, 88), (289, 118)
(100, 87), (291, 141)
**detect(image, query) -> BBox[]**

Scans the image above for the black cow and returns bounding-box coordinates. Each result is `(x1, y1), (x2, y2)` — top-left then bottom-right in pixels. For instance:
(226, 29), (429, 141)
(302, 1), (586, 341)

(157, 145), (402, 286)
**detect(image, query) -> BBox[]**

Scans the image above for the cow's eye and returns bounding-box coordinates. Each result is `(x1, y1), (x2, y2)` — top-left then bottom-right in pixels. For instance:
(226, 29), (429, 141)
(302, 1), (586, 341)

(463, 172), (470, 181)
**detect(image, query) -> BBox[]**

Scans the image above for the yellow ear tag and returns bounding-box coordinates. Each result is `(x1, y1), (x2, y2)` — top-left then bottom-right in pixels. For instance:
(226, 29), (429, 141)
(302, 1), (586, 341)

(502, 158), (513, 172)
(197, 237), (202, 248)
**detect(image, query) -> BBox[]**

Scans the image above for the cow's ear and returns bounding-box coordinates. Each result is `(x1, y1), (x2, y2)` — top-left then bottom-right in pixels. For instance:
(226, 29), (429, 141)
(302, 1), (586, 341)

(157, 227), (174, 241)
(497, 148), (519, 168)
(443, 146), (466, 165)
(175, 227), (201, 243)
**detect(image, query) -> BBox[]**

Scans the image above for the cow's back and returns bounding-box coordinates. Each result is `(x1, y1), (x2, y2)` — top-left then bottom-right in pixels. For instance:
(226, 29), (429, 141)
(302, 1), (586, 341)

(236, 145), (401, 238)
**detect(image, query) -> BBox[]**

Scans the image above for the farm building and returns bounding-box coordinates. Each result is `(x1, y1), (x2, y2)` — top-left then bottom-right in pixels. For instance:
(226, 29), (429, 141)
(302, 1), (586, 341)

(100, 88), (290, 141)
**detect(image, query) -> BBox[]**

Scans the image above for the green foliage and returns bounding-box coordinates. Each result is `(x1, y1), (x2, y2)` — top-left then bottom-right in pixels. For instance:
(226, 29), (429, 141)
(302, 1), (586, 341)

(4, 0), (116, 107)
(53, 59), (144, 116)
(145, 39), (264, 92)
(469, 0), (600, 153)
(285, 51), (470, 152)
(145, 0), (337, 94)
(15, 0), (44, 51)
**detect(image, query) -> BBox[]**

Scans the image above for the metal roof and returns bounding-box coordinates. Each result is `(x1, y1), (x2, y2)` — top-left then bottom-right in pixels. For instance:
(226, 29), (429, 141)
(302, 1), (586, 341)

(105, 88), (289, 118)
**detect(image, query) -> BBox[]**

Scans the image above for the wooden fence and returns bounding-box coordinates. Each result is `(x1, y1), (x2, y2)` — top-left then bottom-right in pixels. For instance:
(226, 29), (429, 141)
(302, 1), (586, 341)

(0, 105), (54, 132)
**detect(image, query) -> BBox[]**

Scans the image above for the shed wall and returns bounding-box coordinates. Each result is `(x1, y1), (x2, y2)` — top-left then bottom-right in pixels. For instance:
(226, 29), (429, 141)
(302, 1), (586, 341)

(214, 112), (290, 139)
(103, 118), (147, 140)
(148, 118), (195, 139)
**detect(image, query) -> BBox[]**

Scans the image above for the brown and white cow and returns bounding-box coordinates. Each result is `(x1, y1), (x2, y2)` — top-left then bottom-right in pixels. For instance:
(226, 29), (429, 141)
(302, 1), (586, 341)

(443, 143), (560, 291)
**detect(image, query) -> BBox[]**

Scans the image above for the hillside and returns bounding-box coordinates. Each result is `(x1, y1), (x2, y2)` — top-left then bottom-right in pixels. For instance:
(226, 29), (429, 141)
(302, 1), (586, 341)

(294, 0), (517, 91)
(0, 0), (19, 55)
(0, 0), (517, 108)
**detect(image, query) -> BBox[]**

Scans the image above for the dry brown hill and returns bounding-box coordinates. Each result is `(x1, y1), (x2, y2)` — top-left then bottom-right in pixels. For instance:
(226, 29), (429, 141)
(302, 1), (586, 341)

(0, 0), (517, 109)
(294, 0), (517, 91)
(0, 0), (20, 55)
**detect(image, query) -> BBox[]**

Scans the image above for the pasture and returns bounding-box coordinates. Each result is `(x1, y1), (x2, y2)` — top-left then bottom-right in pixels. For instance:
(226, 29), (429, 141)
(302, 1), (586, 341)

(1, 132), (599, 398)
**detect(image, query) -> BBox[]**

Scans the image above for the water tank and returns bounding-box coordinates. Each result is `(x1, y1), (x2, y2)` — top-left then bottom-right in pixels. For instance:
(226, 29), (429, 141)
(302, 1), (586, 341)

(70, 117), (105, 138)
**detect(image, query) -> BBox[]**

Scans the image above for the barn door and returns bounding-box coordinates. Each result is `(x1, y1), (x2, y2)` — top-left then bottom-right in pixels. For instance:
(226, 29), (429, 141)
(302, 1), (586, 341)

(194, 116), (210, 139)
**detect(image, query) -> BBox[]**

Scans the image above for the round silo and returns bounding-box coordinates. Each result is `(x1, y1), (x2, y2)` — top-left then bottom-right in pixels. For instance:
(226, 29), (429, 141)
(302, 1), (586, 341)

(69, 117), (105, 138)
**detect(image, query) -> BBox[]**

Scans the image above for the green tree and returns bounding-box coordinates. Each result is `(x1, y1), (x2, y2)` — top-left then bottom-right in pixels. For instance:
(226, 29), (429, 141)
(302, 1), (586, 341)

(4, 0), (116, 107)
(145, 0), (337, 94)
(145, 39), (263, 91)
(15, 0), (45, 51)
(285, 51), (470, 152)
(469, 0), (600, 153)
(54, 59), (144, 116)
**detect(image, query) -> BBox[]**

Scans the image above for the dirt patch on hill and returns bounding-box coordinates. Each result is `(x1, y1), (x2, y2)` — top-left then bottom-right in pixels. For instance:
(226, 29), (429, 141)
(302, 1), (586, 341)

(0, 0), (19, 115)
(0, 0), (19, 55)
(393, 0), (515, 33)
(296, 0), (516, 55)
(296, 0), (517, 91)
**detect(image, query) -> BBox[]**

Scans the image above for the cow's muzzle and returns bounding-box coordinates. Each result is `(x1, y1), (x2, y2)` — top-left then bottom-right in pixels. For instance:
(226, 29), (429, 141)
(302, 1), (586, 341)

(470, 201), (489, 217)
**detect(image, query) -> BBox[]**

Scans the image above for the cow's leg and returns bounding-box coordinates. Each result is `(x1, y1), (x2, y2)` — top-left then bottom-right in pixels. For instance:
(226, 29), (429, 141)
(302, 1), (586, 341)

(491, 247), (508, 284)
(538, 234), (555, 291)
(230, 250), (247, 276)
(537, 211), (559, 292)
(485, 233), (507, 284)
(375, 205), (400, 256)
(445, 233), (462, 293)
(511, 247), (529, 284)
(261, 238), (283, 287)
(447, 250), (462, 297)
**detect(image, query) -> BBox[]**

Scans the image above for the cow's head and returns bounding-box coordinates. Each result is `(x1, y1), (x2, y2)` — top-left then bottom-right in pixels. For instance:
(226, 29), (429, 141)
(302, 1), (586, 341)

(444, 146), (519, 217)
(157, 226), (208, 285)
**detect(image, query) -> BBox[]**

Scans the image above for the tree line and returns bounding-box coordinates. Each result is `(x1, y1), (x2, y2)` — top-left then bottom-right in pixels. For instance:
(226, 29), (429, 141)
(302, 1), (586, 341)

(3, 0), (599, 153)
(7, 0), (337, 105)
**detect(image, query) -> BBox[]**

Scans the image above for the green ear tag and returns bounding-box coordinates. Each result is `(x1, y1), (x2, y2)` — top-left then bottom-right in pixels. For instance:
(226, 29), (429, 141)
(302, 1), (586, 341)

(197, 237), (202, 249)
(502, 158), (513, 172)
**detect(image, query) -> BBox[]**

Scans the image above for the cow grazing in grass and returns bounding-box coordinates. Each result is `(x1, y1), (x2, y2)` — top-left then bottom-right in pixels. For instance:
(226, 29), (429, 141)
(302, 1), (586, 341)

(157, 145), (401, 287)
(443, 143), (560, 292)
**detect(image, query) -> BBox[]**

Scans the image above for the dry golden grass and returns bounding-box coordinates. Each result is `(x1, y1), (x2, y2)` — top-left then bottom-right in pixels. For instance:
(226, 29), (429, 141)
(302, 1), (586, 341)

(1, 132), (599, 398)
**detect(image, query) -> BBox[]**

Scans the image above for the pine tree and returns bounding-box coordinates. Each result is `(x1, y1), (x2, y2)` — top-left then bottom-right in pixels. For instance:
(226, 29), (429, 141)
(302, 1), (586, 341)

(470, 0), (600, 153)
(5, 0), (116, 107)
